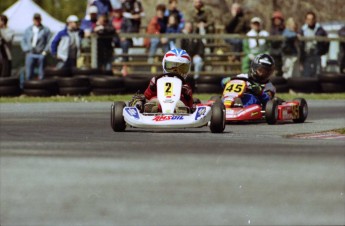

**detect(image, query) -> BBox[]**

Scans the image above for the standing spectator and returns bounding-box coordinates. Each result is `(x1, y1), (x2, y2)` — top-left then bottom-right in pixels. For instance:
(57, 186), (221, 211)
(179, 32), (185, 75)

(242, 17), (269, 73)
(299, 11), (329, 77)
(80, 5), (99, 37)
(282, 17), (300, 79)
(94, 15), (116, 71)
(111, 8), (123, 47)
(0, 15), (14, 77)
(164, 0), (184, 32)
(51, 15), (83, 70)
(186, 0), (215, 44)
(91, 0), (113, 16)
(166, 14), (180, 49)
(21, 13), (51, 80)
(338, 26), (345, 73)
(269, 11), (285, 77)
(223, 3), (250, 60)
(181, 21), (205, 79)
(146, 4), (168, 64)
(120, 0), (145, 75)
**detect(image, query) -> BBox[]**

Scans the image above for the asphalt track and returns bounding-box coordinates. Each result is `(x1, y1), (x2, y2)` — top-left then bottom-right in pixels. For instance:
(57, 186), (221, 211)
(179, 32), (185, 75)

(0, 100), (344, 226)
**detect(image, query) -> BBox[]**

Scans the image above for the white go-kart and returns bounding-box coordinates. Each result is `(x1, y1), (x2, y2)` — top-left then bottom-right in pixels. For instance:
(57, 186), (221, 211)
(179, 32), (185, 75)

(111, 73), (226, 133)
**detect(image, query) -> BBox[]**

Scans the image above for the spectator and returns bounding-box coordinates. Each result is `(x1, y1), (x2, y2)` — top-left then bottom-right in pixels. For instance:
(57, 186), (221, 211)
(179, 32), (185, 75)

(338, 26), (345, 73)
(166, 14), (180, 49)
(21, 13), (51, 80)
(0, 15), (15, 77)
(111, 8), (123, 47)
(51, 15), (83, 70)
(186, 0), (215, 44)
(299, 11), (329, 77)
(120, 0), (145, 75)
(282, 17), (300, 79)
(146, 4), (168, 64)
(223, 3), (250, 60)
(91, 0), (113, 16)
(269, 11), (285, 77)
(94, 15), (116, 71)
(242, 17), (269, 73)
(181, 21), (205, 79)
(164, 0), (184, 32)
(80, 5), (99, 37)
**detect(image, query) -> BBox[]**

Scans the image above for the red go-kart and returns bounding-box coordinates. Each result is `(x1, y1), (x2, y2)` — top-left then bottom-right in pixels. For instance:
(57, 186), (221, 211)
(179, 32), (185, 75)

(206, 77), (308, 124)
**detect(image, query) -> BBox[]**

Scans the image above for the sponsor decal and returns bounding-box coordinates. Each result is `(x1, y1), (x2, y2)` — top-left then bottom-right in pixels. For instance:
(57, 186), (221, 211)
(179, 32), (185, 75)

(163, 99), (174, 103)
(195, 107), (206, 120)
(152, 115), (184, 121)
(251, 112), (259, 117)
(125, 107), (139, 119)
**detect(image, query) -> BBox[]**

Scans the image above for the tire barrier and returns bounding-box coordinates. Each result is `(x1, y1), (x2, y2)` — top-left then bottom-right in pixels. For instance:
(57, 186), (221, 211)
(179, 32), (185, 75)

(1, 73), (345, 97)
(195, 75), (224, 93)
(90, 76), (125, 95)
(0, 77), (21, 97)
(57, 76), (91, 96)
(23, 79), (58, 97)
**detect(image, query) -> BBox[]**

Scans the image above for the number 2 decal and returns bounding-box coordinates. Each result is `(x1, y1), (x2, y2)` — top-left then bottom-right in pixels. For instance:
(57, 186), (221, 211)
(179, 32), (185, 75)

(165, 82), (173, 96)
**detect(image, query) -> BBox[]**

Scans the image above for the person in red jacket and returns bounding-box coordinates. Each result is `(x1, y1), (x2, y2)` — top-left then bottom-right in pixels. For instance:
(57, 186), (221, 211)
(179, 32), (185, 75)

(130, 48), (193, 113)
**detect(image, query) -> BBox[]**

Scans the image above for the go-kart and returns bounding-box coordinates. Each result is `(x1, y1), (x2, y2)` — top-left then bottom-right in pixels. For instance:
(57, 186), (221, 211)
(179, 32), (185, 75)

(111, 73), (226, 132)
(206, 77), (308, 124)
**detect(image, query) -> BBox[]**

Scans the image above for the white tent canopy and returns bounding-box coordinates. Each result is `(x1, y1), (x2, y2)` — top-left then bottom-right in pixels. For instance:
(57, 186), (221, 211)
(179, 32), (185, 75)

(3, 0), (65, 42)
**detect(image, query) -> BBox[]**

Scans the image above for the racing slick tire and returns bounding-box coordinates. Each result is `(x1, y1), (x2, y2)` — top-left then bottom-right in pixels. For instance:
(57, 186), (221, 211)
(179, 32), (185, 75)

(292, 98), (308, 123)
(265, 99), (279, 125)
(111, 101), (126, 132)
(210, 101), (226, 133)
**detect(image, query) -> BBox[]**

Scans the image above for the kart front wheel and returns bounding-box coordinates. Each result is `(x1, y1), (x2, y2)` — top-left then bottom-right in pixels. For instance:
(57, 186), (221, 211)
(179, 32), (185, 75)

(111, 101), (126, 132)
(210, 101), (226, 133)
(293, 98), (308, 123)
(265, 99), (278, 125)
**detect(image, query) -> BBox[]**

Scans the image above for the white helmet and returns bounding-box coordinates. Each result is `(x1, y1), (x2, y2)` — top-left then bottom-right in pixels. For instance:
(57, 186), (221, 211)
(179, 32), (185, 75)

(162, 48), (191, 77)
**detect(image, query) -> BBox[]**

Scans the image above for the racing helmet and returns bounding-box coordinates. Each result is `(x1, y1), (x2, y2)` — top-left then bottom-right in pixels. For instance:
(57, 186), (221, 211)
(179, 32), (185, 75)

(250, 53), (275, 83)
(162, 48), (191, 77)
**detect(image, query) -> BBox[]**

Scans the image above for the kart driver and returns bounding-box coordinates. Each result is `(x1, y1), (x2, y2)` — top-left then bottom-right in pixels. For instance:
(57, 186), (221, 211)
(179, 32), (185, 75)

(129, 48), (194, 113)
(221, 53), (276, 107)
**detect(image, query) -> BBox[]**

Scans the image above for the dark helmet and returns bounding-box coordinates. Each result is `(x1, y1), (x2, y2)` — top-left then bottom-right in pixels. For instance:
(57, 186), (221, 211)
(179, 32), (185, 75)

(250, 54), (275, 83)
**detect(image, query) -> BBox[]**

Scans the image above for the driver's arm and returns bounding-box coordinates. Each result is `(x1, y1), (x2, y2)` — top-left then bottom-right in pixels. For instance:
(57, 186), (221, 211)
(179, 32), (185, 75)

(144, 77), (157, 100)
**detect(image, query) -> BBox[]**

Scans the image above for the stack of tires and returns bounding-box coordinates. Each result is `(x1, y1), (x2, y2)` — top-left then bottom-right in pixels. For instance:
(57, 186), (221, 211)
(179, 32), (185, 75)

(318, 72), (345, 93)
(57, 76), (91, 96)
(271, 76), (289, 93)
(0, 77), (21, 97)
(123, 75), (151, 94)
(90, 76), (125, 95)
(287, 77), (321, 93)
(23, 79), (58, 96)
(195, 75), (224, 93)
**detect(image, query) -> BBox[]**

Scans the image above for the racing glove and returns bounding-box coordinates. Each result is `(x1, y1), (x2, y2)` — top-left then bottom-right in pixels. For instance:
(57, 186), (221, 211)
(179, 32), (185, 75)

(250, 83), (263, 96)
(182, 84), (192, 101)
(129, 93), (146, 112)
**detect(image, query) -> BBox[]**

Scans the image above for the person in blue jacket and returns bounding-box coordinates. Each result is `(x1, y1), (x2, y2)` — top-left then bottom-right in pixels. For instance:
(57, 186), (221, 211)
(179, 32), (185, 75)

(21, 13), (51, 80)
(51, 15), (84, 70)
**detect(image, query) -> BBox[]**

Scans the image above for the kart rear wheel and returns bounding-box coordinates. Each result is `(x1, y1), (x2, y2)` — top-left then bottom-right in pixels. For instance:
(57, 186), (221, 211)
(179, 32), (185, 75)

(111, 101), (126, 132)
(293, 98), (308, 123)
(210, 101), (226, 133)
(265, 99), (279, 125)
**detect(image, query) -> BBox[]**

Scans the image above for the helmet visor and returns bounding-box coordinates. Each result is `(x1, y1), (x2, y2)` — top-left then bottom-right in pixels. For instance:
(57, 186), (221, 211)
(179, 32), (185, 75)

(164, 61), (190, 75)
(254, 65), (274, 82)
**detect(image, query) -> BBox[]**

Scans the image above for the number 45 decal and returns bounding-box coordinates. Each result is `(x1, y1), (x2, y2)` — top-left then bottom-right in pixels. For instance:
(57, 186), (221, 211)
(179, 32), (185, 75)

(224, 83), (245, 93)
